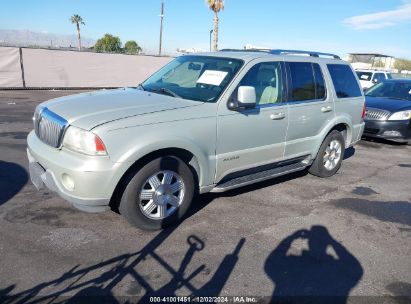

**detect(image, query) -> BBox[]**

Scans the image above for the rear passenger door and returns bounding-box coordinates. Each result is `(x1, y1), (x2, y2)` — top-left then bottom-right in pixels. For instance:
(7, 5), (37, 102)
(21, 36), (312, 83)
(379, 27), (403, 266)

(284, 61), (334, 159)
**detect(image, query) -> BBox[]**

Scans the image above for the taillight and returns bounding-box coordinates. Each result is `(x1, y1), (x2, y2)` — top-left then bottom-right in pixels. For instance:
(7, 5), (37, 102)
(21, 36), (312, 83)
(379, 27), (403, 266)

(361, 103), (366, 121)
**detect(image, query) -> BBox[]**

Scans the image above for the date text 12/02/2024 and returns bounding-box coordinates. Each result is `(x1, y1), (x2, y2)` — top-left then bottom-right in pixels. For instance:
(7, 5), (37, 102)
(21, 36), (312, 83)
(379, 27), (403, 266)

(149, 296), (258, 303)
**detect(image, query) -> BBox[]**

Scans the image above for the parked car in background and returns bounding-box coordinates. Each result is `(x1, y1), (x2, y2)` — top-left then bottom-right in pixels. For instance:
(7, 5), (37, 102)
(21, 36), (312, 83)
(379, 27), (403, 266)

(356, 69), (392, 90)
(363, 79), (411, 144)
(27, 49), (365, 230)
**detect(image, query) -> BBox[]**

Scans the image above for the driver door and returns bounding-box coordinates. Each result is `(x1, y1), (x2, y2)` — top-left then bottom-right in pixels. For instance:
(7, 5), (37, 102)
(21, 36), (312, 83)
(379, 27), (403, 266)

(215, 61), (289, 183)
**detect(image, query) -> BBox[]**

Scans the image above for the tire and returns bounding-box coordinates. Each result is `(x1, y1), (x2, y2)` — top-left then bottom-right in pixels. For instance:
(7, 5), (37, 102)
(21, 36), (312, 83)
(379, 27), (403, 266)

(119, 156), (195, 230)
(309, 130), (345, 178)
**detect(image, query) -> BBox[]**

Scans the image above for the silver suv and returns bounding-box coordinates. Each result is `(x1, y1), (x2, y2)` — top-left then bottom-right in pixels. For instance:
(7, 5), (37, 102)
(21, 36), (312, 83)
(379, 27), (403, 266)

(27, 49), (365, 230)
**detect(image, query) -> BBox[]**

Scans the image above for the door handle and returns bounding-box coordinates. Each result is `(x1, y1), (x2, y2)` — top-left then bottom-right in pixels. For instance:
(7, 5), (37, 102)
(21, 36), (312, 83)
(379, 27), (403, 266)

(270, 112), (286, 120)
(321, 106), (333, 113)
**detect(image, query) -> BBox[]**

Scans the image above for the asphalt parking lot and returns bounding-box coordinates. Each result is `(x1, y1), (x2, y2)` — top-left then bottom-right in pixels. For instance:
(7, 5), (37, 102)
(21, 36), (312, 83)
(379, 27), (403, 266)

(0, 90), (410, 303)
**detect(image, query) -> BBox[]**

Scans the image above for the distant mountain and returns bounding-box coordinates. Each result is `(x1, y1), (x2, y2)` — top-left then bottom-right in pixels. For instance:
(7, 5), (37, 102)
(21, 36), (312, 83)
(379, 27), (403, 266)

(0, 29), (95, 48)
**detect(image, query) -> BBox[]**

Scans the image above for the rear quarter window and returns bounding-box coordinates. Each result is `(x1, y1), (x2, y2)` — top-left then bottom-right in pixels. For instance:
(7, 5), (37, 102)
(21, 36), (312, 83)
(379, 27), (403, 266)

(327, 64), (362, 98)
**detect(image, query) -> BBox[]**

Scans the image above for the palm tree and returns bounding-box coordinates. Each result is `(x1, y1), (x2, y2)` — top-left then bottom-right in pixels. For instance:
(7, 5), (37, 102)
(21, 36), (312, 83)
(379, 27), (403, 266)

(70, 14), (85, 51)
(207, 0), (224, 51)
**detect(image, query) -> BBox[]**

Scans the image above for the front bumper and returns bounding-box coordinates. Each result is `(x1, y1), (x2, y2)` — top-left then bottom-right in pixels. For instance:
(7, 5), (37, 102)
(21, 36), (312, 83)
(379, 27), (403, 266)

(363, 119), (411, 142)
(27, 131), (131, 213)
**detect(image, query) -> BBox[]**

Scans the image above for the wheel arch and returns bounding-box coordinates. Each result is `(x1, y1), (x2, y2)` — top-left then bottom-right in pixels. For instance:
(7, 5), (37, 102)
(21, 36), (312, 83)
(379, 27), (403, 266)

(322, 116), (353, 148)
(311, 117), (352, 161)
(109, 147), (203, 211)
(329, 122), (350, 146)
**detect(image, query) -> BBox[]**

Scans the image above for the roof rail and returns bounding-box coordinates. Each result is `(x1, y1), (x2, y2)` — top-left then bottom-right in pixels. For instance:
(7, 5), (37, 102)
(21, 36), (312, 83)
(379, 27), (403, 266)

(220, 48), (270, 53)
(270, 49), (340, 59)
(219, 48), (341, 59)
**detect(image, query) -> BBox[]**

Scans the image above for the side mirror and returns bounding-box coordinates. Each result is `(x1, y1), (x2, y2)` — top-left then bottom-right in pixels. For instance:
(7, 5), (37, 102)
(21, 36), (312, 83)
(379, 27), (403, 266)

(372, 78), (378, 83)
(237, 86), (256, 108)
(227, 86), (257, 111)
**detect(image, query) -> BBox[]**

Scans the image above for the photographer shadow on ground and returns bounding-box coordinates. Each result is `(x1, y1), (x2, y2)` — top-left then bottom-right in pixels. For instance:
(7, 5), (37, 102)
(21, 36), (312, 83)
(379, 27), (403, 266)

(0, 160), (28, 206)
(264, 225), (363, 304)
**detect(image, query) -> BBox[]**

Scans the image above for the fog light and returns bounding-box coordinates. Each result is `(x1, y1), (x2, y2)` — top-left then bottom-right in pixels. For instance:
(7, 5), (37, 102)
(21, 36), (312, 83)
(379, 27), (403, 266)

(382, 130), (402, 137)
(61, 173), (75, 191)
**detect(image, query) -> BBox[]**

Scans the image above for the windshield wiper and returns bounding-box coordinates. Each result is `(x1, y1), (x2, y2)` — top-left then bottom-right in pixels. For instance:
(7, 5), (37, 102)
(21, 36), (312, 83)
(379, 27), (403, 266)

(158, 88), (182, 99)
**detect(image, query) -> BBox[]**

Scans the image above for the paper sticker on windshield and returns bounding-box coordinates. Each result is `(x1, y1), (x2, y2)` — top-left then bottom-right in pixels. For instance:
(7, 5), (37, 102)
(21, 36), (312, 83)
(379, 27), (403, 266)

(360, 75), (369, 80)
(197, 70), (228, 86)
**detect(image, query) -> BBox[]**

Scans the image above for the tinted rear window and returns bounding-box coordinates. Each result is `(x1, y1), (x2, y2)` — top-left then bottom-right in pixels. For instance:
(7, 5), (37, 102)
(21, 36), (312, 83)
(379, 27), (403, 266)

(327, 64), (362, 98)
(287, 62), (326, 101)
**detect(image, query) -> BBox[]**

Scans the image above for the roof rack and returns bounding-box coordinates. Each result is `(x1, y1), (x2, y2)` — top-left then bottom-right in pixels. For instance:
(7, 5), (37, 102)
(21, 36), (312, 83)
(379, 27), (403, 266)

(220, 48), (341, 59)
(220, 48), (270, 53)
(354, 67), (392, 72)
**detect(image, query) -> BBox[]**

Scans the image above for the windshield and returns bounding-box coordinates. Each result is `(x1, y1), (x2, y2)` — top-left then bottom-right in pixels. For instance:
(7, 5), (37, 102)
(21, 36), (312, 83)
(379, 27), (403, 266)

(366, 81), (411, 101)
(141, 56), (243, 102)
(356, 71), (372, 81)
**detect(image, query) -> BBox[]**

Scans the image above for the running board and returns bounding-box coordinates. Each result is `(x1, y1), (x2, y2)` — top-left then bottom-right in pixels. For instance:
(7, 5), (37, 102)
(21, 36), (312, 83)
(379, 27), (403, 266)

(211, 161), (307, 193)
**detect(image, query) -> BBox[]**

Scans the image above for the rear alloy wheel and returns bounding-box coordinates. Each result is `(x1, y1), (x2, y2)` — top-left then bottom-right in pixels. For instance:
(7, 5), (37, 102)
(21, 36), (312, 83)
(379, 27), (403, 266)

(323, 139), (342, 171)
(119, 156), (195, 230)
(309, 130), (345, 178)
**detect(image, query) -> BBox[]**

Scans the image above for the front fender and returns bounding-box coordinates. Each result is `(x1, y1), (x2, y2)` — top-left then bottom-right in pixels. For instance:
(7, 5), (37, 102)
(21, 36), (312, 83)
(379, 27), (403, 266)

(116, 136), (215, 187)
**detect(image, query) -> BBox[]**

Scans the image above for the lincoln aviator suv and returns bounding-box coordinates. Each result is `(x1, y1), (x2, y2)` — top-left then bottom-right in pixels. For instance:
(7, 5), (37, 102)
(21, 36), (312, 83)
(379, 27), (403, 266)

(27, 49), (365, 230)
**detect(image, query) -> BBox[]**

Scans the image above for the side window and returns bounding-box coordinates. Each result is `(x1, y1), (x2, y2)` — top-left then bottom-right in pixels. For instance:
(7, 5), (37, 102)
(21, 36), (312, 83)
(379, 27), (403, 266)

(237, 62), (284, 105)
(372, 73), (385, 83)
(287, 62), (316, 101)
(327, 64), (362, 98)
(356, 72), (372, 81)
(313, 63), (326, 99)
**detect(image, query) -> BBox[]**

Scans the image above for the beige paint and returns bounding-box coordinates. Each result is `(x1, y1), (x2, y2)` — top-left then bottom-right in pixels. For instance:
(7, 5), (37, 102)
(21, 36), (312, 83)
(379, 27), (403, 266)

(0, 47), (173, 88)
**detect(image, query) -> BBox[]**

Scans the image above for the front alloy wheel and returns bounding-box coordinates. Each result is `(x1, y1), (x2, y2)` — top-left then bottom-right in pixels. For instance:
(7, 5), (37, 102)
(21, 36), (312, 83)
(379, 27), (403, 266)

(139, 171), (185, 220)
(119, 156), (195, 230)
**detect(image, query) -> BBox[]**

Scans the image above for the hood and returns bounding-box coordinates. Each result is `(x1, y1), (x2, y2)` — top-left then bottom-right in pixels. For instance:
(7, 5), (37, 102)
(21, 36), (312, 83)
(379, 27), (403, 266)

(365, 96), (411, 113)
(41, 88), (201, 130)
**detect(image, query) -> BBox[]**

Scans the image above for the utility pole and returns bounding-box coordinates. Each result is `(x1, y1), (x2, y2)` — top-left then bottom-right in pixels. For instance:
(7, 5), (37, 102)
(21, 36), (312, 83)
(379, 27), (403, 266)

(209, 30), (213, 52)
(158, 0), (164, 56)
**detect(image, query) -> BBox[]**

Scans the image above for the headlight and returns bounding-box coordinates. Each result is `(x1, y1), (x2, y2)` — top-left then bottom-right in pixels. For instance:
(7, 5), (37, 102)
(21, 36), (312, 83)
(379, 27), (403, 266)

(388, 110), (411, 121)
(63, 126), (107, 156)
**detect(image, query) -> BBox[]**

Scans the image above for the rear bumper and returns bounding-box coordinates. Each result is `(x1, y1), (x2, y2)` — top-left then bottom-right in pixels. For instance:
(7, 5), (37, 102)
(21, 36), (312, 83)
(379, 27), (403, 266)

(350, 122), (365, 147)
(363, 119), (411, 142)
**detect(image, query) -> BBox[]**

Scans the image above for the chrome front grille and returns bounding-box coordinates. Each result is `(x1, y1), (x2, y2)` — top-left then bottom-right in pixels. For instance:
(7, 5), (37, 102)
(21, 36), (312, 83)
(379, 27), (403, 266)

(365, 108), (391, 121)
(33, 107), (68, 148)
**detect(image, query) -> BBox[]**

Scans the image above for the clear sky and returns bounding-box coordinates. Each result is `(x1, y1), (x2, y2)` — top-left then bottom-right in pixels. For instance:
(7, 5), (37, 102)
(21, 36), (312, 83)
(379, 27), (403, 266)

(1, 0), (411, 58)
